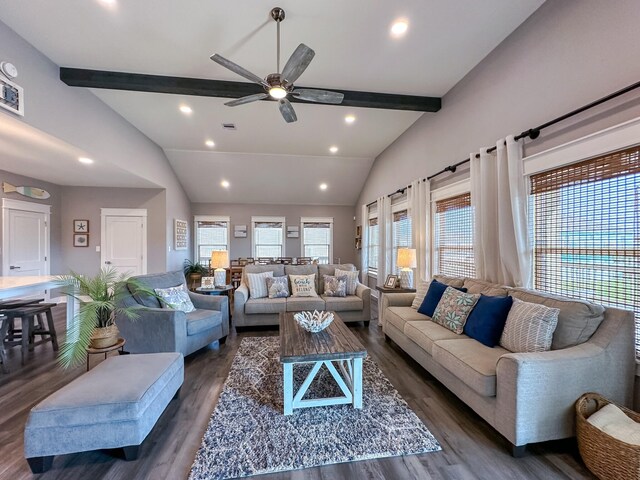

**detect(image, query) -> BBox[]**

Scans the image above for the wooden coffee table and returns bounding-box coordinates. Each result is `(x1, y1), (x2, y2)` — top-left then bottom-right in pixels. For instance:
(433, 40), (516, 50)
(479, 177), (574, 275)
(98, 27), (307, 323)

(279, 312), (367, 415)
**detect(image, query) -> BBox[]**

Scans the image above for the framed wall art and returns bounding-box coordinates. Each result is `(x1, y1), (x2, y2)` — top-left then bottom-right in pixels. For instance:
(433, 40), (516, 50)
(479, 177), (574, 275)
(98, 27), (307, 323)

(73, 219), (89, 233)
(174, 219), (188, 250)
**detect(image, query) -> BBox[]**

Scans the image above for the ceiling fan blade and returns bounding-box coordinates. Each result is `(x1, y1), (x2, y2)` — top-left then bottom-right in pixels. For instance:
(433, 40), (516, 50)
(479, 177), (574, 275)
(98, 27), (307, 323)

(278, 98), (298, 123)
(281, 43), (315, 84)
(210, 54), (268, 87)
(292, 89), (344, 104)
(224, 93), (269, 107)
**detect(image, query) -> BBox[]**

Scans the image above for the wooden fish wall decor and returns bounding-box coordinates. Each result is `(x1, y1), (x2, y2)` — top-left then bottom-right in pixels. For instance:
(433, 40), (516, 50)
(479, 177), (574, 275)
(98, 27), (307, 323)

(2, 182), (51, 200)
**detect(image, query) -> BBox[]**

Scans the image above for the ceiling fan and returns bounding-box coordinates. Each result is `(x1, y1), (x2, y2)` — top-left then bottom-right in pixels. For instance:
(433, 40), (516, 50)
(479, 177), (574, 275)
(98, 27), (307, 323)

(210, 7), (344, 123)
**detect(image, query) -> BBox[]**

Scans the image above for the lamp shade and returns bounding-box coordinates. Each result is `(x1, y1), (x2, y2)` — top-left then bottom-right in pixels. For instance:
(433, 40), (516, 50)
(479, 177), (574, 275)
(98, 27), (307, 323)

(210, 250), (230, 269)
(396, 248), (417, 269)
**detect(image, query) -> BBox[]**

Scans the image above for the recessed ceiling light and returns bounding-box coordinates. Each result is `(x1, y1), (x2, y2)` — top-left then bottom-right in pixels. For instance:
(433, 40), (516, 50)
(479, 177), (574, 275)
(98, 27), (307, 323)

(205, 140), (215, 148)
(329, 146), (339, 154)
(78, 157), (94, 164)
(390, 20), (409, 38)
(179, 105), (193, 114)
(221, 180), (230, 188)
(345, 115), (356, 124)
(97, 0), (117, 8)
(319, 183), (328, 190)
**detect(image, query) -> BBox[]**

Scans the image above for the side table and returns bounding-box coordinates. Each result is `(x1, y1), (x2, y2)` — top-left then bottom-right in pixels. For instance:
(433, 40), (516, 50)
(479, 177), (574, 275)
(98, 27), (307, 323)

(86, 337), (126, 371)
(195, 285), (234, 328)
(375, 286), (417, 328)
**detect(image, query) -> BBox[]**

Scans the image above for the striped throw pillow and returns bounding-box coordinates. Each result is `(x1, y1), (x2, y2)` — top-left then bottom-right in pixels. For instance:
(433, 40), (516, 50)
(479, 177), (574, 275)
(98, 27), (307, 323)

(412, 280), (430, 309)
(500, 298), (559, 353)
(335, 268), (359, 295)
(246, 271), (274, 299)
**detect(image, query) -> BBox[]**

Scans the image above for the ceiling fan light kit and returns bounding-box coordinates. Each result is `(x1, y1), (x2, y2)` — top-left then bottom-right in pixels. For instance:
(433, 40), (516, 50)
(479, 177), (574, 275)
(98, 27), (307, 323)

(210, 7), (344, 123)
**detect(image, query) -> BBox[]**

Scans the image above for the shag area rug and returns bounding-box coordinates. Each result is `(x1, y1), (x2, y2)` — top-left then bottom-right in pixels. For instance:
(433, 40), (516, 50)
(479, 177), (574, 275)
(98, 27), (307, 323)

(189, 336), (441, 480)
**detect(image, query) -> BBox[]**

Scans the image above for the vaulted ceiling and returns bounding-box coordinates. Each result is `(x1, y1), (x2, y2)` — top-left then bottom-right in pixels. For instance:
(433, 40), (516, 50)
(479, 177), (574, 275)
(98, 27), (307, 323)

(0, 0), (545, 205)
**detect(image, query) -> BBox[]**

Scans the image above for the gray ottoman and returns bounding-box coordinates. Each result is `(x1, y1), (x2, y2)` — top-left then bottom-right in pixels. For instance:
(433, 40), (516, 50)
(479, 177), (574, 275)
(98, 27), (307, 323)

(24, 352), (184, 473)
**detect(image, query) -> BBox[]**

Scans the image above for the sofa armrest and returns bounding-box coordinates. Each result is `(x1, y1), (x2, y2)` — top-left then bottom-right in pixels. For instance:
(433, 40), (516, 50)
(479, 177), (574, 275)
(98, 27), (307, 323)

(117, 307), (187, 354)
(382, 292), (415, 309)
(188, 291), (226, 311)
(355, 282), (370, 299)
(234, 284), (249, 308)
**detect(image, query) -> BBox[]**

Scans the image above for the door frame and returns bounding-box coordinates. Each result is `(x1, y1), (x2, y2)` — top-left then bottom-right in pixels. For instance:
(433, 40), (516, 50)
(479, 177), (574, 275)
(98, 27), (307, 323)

(100, 208), (148, 275)
(1, 198), (51, 276)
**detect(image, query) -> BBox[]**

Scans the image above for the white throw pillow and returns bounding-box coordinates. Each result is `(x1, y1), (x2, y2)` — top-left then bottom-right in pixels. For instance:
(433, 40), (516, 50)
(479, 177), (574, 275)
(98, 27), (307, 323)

(290, 274), (318, 297)
(155, 284), (195, 313)
(411, 280), (430, 309)
(335, 268), (359, 295)
(588, 404), (640, 446)
(246, 271), (274, 299)
(499, 297), (559, 353)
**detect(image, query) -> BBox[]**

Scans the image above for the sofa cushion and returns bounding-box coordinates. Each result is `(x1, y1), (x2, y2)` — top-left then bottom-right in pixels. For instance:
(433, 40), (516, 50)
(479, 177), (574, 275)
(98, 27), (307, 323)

(411, 280), (431, 309)
(418, 279), (467, 318)
(247, 271), (274, 299)
(155, 284), (195, 313)
(285, 296), (325, 312)
(322, 295), (363, 312)
(318, 264), (355, 293)
(433, 275), (465, 288)
(285, 265), (318, 290)
(290, 274), (318, 297)
(242, 264), (286, 286)
(245, 297), (286, 314)
(432, 338), (509, 397)
(500, 298), (559, 353)
(508, 288), (605, 349)
(463, 278), (509, 297)
(335, 269), (359, 295)
(404, 320), (465, 355)
(432, 287), (480, 334)
(130, 271), (186, 308)
(186, 309), (222, 335)
(464, 294), (514, 347)
(323, 275), (347, 297)
(266, 277), (290, 298)
(386, 306), (429, 332)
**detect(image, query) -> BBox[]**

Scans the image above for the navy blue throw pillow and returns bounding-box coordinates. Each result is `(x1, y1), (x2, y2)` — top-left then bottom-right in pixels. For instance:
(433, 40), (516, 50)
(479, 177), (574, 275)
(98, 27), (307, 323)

(418, 279), (467, 318)
(463, 294), (514, 348)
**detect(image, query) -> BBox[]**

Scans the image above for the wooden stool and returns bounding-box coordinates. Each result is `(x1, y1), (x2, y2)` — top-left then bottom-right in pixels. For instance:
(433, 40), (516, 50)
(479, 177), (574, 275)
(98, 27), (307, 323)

(0, 303), (58, 366)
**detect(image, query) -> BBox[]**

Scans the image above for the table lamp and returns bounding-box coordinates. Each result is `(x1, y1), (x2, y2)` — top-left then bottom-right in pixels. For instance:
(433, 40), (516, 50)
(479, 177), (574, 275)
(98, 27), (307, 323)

(396, 248), (416, 289)
(210, 250), (229, 287)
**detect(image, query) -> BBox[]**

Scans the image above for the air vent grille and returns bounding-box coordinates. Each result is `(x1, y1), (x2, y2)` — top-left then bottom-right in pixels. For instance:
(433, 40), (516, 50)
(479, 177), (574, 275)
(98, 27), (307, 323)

(222, 123), (236, 131)
(0, 77), (24, 116)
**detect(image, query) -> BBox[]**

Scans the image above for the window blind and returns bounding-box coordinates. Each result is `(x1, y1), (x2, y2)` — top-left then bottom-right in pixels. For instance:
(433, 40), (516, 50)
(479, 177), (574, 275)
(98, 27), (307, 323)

(368, 217), (379, 272)
(195, 220), (228, 265)
(392, 209), (412, 273)
(302, 221), (332, 264)
(434, 192), (476, 278)
(254, 221), (284, 258)
(530, 145), (640, 354)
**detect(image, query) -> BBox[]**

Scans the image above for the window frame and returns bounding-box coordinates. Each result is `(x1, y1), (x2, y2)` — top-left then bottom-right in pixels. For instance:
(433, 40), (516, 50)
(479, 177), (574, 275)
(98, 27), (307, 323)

(193, 215), (230, 267)
(367, 208), (379, 277)
(300, 216), (333, 264)
(251, 216), (286, 259)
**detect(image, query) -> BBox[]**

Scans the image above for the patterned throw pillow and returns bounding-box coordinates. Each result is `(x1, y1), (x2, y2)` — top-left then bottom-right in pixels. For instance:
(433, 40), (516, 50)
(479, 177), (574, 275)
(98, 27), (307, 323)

(431, 286), (480, 334)
(323, 275), (347, 297)
(246, 271), (274, 299)
(155, 284), (195, 313)
(335, 268), (359, 295)
(500, 298), (559, 353)
(290, 274), (318, 297)
(266, 276), (290, 298)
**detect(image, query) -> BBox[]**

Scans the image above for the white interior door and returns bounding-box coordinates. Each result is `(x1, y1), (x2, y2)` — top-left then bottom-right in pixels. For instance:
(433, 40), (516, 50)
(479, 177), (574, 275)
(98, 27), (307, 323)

(101, 212), (147, 277)
(2, 201), (49, 277)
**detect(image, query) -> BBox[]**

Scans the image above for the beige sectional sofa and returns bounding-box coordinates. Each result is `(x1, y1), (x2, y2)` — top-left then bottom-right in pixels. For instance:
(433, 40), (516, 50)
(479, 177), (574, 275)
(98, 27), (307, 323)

(234, 263), (371, 327)
(381, 275), (635, 455)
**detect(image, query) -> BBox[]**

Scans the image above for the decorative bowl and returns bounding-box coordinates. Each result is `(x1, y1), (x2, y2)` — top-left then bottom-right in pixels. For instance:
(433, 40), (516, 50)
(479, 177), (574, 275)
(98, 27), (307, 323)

(293, 310), (334, 333)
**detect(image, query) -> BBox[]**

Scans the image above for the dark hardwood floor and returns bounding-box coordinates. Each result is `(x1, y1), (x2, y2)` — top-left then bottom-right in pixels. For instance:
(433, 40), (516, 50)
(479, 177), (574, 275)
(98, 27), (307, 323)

(0, 303), (595, 480)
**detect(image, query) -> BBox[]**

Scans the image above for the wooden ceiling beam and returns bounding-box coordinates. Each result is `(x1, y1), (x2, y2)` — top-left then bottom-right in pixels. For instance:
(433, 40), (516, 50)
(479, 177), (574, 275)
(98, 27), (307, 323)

(60, 68), (441, 113)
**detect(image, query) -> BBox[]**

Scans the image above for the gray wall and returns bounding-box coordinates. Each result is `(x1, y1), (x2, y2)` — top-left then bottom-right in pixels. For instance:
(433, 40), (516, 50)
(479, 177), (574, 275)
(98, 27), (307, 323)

(355, 0), (640, 242)
(191, 203), (356, 265)
(0, 20), (192, 270)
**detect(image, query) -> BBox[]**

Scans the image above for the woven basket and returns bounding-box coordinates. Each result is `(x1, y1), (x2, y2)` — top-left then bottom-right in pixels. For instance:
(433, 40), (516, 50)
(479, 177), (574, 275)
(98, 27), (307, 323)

(90, 324), (120, 349)
(575, 392), (640, 480)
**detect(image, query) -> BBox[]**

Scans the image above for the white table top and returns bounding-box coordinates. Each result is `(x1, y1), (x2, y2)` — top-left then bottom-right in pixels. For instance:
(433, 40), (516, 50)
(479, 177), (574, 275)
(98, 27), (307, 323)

(0, 275), (58, 290)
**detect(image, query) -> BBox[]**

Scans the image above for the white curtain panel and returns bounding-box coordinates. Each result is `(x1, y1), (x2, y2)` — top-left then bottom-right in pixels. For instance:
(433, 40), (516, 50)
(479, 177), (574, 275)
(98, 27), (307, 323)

(360, 204), (369, 283)
(470, 136), (531, 287)
(408, 178), (431, 281)
(376, 195), (393, 287)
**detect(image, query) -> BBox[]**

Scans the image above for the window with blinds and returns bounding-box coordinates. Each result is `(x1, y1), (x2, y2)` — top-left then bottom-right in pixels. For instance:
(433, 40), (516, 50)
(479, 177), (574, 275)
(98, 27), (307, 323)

(252, 219), (285, 258)
(530, 145), (640, 354)
(195, 220), (228, 266)
(302, 220), (333, 264)
(392, 209), (412, 273)
(433, 192), (476, 277)
(368, 217), (379, 273)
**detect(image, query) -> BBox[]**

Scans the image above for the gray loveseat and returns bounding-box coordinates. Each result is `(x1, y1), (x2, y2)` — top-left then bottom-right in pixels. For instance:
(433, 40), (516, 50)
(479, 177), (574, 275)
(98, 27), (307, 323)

(115, 271), (229, 356)
(234, 263), (371, 328)
(381, 275), (635, 455)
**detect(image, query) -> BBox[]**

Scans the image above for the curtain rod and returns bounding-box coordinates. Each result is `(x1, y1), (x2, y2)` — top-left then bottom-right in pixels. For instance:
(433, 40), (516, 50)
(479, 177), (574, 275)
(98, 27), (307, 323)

(366, 79), (640, 208)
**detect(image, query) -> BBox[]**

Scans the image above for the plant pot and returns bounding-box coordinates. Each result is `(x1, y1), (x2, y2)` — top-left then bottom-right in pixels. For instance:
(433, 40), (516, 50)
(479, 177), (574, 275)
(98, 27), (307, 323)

(90, 324), (120, 349)
(188, 273), (203, 290)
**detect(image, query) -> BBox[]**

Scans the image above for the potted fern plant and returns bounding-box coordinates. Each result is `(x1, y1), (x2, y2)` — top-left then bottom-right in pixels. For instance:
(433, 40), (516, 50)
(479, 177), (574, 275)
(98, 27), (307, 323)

(55, 267), (157, 369)
(183, 259), (208, 290)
